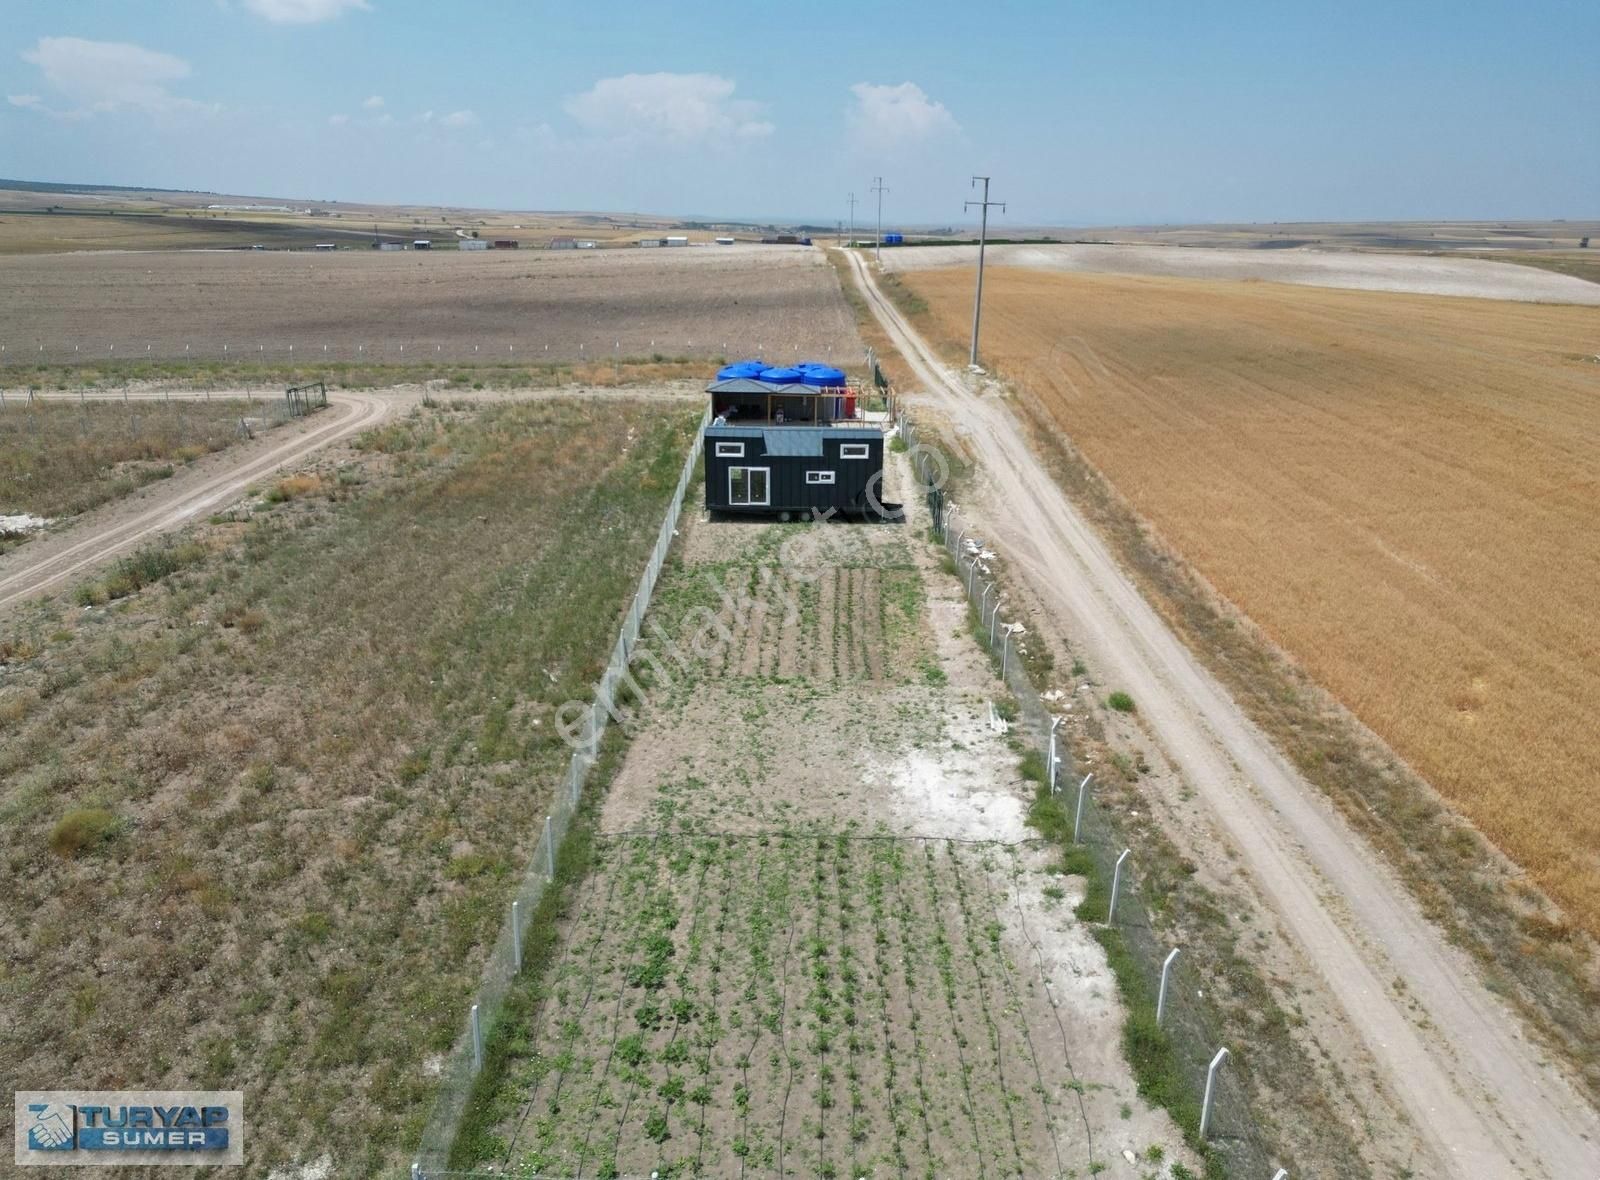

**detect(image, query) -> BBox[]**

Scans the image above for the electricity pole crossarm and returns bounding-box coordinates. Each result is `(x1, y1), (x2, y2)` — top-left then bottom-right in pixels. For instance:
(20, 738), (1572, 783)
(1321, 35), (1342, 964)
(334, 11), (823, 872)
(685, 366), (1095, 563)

(965, 175), (1006, 369)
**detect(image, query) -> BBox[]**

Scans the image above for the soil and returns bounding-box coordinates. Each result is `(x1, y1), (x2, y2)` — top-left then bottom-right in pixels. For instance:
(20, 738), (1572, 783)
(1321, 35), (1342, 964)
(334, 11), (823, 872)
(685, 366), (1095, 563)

(886, 242), (1600, 304)
(843, 246), (1600, 1179)
(0, 243), (864, 365)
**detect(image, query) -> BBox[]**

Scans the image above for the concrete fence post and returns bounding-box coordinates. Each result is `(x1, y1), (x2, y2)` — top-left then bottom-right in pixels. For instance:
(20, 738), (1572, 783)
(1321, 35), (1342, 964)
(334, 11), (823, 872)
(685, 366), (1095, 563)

(470, 1003), (483, 1075)
(1271, 1171), (1288, 1180)
(1108, 849), (1130, 923)
(411, 1161), (422, 1180)
(1073, 773), (1091, 843)
(1200, 1047), (1230, 1139)
(1157, 947), (1180, 1026)
(1001, 626), (1012, 679)
(1048, 717), (1061, 792)
(544, 816), (555, 881)
(511, 900), (523, 973)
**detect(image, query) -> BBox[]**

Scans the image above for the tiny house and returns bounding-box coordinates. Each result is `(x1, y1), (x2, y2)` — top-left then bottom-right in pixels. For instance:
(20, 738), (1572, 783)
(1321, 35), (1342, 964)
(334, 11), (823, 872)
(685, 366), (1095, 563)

(703, 363), (898, 520)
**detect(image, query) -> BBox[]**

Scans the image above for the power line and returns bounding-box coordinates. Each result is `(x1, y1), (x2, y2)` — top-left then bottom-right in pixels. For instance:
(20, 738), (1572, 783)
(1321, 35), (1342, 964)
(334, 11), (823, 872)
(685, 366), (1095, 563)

(964, 175), (1006, 369)
(871, 176), (889, 265)
(847, 191), (857, 249)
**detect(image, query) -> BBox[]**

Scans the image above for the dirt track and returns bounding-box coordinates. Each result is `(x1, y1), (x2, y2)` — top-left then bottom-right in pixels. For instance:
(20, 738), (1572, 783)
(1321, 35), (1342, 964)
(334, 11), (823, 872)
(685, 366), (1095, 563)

(0, 389), (392, 613)
(843, 248), (1600, 1178)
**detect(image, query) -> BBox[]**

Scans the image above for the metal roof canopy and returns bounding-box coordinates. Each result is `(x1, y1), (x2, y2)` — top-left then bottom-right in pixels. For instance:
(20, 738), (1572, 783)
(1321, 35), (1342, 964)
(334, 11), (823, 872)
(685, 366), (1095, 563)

(705, 424), (874, 458)
(706, 378), (842, 395)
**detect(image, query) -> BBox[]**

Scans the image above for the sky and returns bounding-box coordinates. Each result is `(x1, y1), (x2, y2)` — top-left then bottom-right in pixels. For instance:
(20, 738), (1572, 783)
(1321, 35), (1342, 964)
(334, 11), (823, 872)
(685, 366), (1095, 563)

(1, 0), (1596, 227)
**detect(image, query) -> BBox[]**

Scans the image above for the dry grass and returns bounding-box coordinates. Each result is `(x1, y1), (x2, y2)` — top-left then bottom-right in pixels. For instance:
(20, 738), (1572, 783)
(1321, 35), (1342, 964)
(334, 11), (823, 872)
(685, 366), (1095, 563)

(0, 399), (267, 520)
(907, 265), (1600, 936)
(0, 395), (701, 1175)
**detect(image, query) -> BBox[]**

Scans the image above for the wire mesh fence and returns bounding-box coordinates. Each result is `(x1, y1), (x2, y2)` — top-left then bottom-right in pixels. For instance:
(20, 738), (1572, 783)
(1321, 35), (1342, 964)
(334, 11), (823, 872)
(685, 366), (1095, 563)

(900, 413), (1282, 1178)
(409, 405), (710, 1178)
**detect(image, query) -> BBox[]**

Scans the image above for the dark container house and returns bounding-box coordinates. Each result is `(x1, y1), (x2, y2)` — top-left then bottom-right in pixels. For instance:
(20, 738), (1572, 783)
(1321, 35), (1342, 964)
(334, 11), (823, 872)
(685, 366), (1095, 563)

(703, 364), (897, 520)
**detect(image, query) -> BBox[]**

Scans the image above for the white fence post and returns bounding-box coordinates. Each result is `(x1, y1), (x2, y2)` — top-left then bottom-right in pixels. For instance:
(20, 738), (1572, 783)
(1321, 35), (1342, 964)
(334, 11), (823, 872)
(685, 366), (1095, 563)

(544, 816), (555, 881)
(511, 900), (523, 972)
(1271, 1171), (1288, 1180)
(1200, 1047), (1230, 1139)
(1001, 626), (1011, 678)
(1074, 773), (1091, 843)
(1158, 947), (1180, 1026)
(1108, 849), (1130, 923)
(1048, 717), (1061, 793)
(470, 1003), (483, 1075)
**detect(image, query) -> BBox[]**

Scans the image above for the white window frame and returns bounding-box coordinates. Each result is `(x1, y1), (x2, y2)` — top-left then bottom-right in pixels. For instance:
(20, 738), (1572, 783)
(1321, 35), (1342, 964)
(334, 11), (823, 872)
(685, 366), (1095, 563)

(714, 441), (746, 458)
(805, 470), (836, 485)
(728, 466), (770, 507)
(839, 443), (871, 460)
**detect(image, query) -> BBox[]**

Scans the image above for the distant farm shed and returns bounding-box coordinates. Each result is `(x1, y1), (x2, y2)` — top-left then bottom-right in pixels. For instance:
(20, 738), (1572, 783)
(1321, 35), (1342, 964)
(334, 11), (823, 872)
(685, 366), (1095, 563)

(491, 239), (520, 249)
(459, 238), (489, 251)
(548, 237), (577, 250)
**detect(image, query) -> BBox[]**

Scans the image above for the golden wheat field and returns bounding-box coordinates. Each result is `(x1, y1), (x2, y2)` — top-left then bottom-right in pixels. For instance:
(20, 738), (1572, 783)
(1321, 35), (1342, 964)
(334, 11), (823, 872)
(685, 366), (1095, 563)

(907, 265), (1600, 934)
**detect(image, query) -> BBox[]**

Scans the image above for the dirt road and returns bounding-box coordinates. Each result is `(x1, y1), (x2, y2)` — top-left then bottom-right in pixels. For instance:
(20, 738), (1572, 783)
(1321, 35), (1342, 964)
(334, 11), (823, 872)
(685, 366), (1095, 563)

(0, 389), (392, 614)
(843, 248), (1600, 1178)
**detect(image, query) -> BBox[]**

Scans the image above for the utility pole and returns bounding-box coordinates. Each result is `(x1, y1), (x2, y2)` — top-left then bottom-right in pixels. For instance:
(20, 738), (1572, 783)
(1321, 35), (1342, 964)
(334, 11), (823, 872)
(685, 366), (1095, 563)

(871, 176), (888, 265)
(847, 192), (857, 248)
(965, 175), (1006, 368)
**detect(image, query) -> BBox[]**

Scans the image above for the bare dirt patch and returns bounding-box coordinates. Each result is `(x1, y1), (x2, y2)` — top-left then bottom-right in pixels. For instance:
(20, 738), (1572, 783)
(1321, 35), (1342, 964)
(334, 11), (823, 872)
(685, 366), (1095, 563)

(886, 242), (1600, 303)
(0, 244), (864, 366)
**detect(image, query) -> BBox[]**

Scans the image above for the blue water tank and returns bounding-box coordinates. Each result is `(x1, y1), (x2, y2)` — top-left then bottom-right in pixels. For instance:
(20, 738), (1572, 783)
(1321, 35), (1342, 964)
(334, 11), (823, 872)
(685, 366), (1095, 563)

(884, 233), (904, 245)
(798, 363), (847, 387)
(759, 366), (804, 384)
(717, 359), (767, 380)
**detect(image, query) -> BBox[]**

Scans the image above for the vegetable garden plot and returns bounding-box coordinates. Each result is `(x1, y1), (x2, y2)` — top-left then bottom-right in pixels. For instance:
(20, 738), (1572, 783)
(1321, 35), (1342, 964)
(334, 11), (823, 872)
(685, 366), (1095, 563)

(492, 833), (1096, 1179)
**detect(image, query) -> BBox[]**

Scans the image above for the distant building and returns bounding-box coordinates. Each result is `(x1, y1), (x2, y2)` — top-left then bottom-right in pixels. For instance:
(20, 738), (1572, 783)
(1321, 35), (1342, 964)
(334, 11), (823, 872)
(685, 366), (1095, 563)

(412, 239), (433, 250)
(665, 235), (689, 247)
(459, 239), (489, 251)
(715, 236), (736, 245)
(638, 237), (663, 248)
(548, 237), (577, 250)
(491, 239), (520, 249)
(378, 242), (405, 252)
(313, 243), (337, 251)
(575, 239), (598, 249)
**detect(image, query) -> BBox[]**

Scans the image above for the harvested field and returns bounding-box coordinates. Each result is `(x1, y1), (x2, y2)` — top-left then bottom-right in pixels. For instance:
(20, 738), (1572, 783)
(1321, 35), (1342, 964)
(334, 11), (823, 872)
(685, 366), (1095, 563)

(904, 263), (1600, 937)
(886, 242), (1600, 304)
(0, 395), (701, 1176)
(0, 398), (274, 526)
(458, 459), (1193, 1177)
(0, 245), (862, 366)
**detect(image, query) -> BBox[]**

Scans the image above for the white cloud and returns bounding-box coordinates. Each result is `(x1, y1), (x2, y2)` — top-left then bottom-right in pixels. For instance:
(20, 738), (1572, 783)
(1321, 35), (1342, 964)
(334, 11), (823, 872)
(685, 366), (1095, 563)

(438, 109), (477, 129)
(242, 0), (370, 24)
(362, 94), (384, 110)
(564, 72), (773, 142)
(18, 37), (204, 117)
(328, 112), (349, 125)
(848, 81), (958, 150)
(7, 94), (44, 110)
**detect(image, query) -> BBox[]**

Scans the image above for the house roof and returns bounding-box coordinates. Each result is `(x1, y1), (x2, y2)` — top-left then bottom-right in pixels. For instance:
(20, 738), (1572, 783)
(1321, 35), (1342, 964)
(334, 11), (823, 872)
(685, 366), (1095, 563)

(705, 424), (879, 458)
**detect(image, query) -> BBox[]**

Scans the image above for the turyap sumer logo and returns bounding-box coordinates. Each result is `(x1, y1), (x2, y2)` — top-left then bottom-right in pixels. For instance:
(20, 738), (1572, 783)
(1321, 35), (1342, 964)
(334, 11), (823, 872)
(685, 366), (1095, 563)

(14, 1091), (244, 1167)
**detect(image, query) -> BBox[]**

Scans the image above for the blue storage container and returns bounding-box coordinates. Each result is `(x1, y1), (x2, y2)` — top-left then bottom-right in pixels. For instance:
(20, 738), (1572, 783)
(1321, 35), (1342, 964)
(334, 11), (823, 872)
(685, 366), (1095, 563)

(797, 363), (847, 387)
(717, 359), (767, 380)
(759, 366), (804, 383)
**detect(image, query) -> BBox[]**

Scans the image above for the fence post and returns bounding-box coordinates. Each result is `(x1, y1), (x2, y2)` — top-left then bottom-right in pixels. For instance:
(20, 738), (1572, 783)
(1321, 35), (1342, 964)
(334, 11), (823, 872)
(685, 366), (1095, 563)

(981, 580), (994, 621)
(1271, 1172), (1288, 1180)
(411, 1161), (422, 1180)
(1001, 626), (1011, 679)
(511, 900), (523, 972)
(1108, 849), (1130, 923)
(989, 599), (1000, 646)
(470, 1003), (483, 1075)
(1158, 947), (1180, 1026)
(1073, 773), (1091, 843)
(1048, 717), (1061, 792)
(1200, 1047), (1230, 1139)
